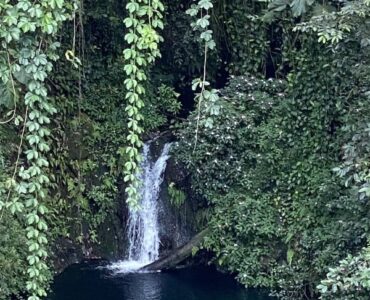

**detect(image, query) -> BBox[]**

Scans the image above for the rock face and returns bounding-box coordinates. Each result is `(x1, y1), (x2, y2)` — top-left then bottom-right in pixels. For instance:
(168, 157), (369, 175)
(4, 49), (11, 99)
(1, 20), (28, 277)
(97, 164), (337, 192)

(52, 131), (200, 272)
(52, 115), (128, 273)
(146, 132), (200, 257)
(51, 184), (127, 273)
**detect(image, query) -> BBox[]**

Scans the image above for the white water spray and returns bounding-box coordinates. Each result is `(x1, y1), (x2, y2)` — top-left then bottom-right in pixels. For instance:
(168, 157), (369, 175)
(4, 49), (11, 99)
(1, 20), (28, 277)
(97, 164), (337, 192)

(108, 142), (171, 273)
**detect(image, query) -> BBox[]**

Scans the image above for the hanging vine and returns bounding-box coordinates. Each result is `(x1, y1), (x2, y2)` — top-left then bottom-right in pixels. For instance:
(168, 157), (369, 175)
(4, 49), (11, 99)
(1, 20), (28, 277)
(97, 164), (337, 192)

(122, 0), (164, 209)
(0, 1), (76, 299)
(186, 0), (220, 151)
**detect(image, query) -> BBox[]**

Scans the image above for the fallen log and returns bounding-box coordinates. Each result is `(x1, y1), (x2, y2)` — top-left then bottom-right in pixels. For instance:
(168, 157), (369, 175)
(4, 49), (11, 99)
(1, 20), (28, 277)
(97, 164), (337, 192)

(142, 228), (210, 271)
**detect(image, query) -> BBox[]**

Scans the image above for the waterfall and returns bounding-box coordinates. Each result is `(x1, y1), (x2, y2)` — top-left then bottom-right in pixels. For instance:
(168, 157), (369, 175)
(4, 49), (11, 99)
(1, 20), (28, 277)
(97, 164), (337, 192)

(108, 142), (172, 273)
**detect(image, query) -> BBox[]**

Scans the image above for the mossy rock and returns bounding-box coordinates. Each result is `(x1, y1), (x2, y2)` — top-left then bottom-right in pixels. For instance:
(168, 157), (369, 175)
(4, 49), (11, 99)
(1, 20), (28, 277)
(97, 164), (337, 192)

(65, 114), (94, 160)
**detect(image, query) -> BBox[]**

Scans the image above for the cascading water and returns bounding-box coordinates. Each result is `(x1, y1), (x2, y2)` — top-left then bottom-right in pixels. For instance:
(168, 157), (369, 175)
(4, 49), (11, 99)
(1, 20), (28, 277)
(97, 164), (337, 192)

(108, 142), (172, 273)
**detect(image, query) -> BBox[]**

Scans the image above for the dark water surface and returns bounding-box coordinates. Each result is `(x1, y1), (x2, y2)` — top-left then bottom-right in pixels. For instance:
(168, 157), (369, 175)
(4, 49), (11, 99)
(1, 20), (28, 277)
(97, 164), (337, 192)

(48, 262), (273, 300)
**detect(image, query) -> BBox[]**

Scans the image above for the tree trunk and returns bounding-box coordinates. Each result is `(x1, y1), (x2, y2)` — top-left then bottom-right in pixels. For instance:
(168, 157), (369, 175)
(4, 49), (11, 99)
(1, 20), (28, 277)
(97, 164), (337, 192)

(141, 228), (210, 271)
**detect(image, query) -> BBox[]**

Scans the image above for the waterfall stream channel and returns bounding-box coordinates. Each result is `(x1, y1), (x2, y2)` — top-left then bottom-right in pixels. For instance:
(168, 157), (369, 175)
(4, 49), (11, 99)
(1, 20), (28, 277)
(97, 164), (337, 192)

(48, 142), (275, 300)
(108, 142), (172, 273)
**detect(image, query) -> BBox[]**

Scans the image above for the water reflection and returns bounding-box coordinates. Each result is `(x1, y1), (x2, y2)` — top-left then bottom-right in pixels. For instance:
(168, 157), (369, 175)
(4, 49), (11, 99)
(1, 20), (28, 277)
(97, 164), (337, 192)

(49, 262), (273, 300)
(117, 273), (164, 300)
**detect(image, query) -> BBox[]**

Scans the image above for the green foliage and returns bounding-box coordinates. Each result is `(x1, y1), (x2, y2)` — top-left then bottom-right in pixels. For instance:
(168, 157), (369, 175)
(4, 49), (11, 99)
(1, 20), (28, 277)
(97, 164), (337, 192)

(47, 55), (128, 246)
(44, 0), (179, 251)
(317, 245), (370, 299)
(176, 75), (286, 196)
(334, 124), (370, 201)
(222, 0), (269, 75)
(160, 0), (205, 85)
(0, 136), (28, 299)
(142, 83), (182, 130)
(156, 84), (181, 115)
(294, 0), (370, 44)
(122, 0), (165, 209)
(186, 0), (221, 147)
(175, 49), (370, 299)
(168, 182), (186, 208)
(0, 212), (29, 300)
(267, 0), (315, 18)
(0, 1), (76, 299)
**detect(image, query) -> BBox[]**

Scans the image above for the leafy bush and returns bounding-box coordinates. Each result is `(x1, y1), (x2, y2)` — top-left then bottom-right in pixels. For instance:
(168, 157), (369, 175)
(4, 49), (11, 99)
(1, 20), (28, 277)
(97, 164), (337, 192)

(318, 246), (370, 299)
(0, 212), (29, 300)
(0, 133), (28, 299)
(175, 65), (370, 299)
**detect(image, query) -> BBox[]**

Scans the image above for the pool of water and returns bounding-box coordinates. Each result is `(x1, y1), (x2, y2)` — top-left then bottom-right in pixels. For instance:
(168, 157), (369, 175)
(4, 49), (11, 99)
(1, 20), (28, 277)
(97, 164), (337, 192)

(48, 262), (274, 300)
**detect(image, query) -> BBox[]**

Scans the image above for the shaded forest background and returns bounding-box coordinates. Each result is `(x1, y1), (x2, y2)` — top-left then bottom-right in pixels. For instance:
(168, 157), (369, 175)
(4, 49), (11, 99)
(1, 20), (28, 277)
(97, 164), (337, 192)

(1, 0), (370, 299)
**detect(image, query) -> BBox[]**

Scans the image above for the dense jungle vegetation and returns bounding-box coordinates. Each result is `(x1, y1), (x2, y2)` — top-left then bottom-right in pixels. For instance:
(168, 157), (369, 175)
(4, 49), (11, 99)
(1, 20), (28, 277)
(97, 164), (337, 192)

(1, 0), (370, 299)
